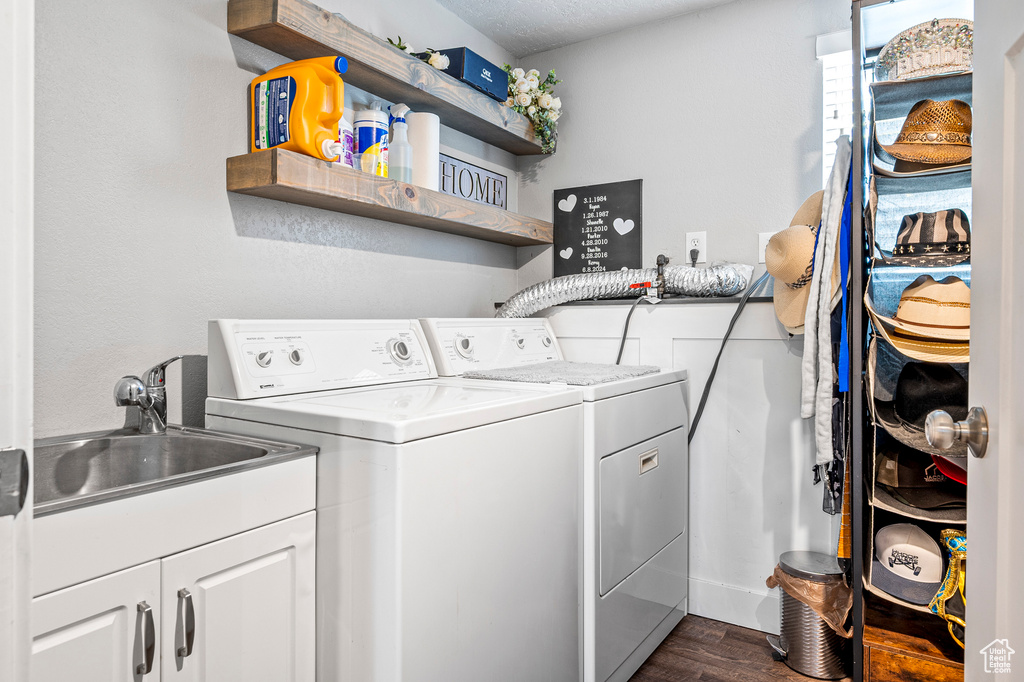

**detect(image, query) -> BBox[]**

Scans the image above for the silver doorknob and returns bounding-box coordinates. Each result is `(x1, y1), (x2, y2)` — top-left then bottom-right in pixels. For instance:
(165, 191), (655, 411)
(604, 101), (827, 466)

(926, 406), (989, 458)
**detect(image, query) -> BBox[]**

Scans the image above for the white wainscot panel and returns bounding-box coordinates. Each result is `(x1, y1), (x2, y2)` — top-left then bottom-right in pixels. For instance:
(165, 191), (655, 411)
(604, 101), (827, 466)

(543, 302), (836, 634)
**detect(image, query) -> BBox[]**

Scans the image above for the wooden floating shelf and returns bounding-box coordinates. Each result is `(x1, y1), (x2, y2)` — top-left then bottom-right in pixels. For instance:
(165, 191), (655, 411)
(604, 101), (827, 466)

(227, 149), (553, 246)
(227, 0), (543, 155)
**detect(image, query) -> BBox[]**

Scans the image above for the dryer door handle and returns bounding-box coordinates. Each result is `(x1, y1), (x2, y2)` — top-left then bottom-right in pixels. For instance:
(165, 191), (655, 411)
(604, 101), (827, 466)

(639, 448), (659, 475)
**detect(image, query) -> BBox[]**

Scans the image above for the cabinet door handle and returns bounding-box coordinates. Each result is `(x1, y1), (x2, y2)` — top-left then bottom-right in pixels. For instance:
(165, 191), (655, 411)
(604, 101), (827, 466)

(177, 588), (196, 658)
(136, 601), (155, 675)
(0, 449), (28, 518)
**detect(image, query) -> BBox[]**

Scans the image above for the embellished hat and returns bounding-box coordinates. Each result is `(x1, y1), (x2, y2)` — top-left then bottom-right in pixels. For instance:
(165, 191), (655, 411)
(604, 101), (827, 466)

(766, 191), (840, 334)
(888, 209), (971, 267)
(865, 275), (970, 362)
(875, 18), (973, 82)
(880, 99), (972, 166)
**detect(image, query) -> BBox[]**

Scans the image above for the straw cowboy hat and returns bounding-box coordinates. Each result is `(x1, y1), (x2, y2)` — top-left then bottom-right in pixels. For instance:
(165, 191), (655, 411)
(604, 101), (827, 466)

(765, 191), (840, 334)
(880, 99), (972, 166)
(865, 275), (970, 363)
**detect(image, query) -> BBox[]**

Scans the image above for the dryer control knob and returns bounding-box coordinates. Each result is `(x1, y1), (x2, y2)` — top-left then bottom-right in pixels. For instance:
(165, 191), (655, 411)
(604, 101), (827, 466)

(388, 339), (413, 365)
(515, 338), (526, 349)
(256, 351), (273, 368)
(542, 336), (552, 347)
(454, 336), (474, 359)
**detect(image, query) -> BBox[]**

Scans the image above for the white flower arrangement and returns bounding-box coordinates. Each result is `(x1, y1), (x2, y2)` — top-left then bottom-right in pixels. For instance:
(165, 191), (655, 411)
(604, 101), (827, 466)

(383, 44), (563, 153)
(426, 50), (450, 70)
(503, 65), (562, 154)
(387, 37), (451, 71)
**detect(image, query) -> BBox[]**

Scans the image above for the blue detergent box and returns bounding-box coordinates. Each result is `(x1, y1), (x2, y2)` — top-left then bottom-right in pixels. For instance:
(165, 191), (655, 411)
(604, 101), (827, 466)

(430, 48), (509, 102)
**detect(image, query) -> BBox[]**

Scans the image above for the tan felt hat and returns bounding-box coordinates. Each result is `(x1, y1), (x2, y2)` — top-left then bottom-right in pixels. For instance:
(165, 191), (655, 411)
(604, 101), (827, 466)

(865, 275), (970, 363)
(880, 99), (972, 165)
(766, 191), (840, 333)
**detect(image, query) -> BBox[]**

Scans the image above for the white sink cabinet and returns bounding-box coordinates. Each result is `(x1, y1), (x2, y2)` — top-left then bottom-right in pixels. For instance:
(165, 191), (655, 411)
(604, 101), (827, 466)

(31, 512), (315, 682)
(159, 512), (314, 681)
(32, 560), (161, 682)
(30, 440), (316, 682)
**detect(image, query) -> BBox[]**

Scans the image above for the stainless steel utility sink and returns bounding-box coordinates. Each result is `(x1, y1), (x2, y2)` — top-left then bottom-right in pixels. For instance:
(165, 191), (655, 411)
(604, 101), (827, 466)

(34, 426), (317, 516)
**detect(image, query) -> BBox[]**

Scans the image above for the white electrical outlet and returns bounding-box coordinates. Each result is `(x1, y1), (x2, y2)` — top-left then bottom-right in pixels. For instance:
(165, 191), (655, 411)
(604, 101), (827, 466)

(685, 231), (707, 264)
(758, 231), (779, 263)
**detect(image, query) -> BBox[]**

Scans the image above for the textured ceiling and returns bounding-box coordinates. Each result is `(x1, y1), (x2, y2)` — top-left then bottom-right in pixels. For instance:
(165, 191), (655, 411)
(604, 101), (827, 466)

(437, 0), (737, 58)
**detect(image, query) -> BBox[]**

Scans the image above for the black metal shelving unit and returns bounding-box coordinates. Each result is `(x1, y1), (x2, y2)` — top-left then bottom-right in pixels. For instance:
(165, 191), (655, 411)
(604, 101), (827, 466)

(850, 1), (973, 679)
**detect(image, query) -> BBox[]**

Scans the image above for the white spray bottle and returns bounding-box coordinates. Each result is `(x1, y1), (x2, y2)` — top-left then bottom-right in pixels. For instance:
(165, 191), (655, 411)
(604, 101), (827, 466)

(388, 103), (414, 184)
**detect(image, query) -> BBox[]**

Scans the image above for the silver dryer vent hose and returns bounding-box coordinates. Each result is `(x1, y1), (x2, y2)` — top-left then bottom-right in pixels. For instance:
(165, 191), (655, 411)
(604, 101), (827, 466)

(496, 263), (754, 318)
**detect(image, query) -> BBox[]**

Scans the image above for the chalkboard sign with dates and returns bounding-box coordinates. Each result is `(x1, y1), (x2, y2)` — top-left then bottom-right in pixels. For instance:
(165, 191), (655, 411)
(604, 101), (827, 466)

(553, 180), (642, 277)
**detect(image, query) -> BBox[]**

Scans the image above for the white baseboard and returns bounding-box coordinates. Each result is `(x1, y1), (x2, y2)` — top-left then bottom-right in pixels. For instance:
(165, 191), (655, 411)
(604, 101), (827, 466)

(688, 576), (781, 635)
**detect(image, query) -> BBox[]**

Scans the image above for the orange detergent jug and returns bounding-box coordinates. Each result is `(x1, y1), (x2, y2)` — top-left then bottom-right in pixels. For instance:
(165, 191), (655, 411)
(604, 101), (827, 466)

(249, 56), (348, 161)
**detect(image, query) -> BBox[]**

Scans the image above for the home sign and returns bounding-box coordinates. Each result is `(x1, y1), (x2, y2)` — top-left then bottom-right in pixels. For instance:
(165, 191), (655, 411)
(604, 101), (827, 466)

(438, 153), (507, 210)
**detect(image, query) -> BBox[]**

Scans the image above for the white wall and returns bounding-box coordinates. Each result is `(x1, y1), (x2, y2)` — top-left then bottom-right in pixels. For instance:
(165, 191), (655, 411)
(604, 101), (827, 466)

(34, 0), (521, 438)
(543, 302), (837, 634)
(515, 0), (853, 635)
(516, 0), (852, 286)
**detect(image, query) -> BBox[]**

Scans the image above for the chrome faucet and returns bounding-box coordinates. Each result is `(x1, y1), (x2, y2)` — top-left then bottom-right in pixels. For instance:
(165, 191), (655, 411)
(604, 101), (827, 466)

(114, 356), (184, 434)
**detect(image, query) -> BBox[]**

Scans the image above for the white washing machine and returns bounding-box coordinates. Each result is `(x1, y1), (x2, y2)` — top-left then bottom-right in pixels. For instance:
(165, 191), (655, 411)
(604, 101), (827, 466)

(204, 319), (582, 682)
(419, 318), (689, 682)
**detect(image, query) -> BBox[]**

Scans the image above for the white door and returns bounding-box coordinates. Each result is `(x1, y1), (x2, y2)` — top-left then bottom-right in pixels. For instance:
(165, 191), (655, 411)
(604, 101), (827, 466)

(31, 561), (161, 682)
(0, 0), (34, 680)
(967, 3), (1024, 679)
(160, 512), (315, 682)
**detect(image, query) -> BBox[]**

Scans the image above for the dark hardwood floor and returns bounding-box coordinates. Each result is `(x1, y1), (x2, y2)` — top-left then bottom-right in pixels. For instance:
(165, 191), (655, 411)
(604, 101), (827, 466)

(629, 615), (853, 681)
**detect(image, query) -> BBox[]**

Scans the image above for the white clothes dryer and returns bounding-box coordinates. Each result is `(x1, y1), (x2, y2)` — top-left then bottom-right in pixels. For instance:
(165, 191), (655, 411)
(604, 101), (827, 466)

(205, 319), (581, 682)
(419, 318), (690, 682)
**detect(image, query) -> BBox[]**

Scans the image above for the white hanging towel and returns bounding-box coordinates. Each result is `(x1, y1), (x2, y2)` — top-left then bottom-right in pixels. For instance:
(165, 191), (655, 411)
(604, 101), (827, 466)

(801, 136), (851, 466)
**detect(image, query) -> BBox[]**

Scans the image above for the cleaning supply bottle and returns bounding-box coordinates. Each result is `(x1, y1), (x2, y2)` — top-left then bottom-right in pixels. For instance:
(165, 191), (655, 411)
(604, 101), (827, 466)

(354, 101), (389, 176)
(249, 56), (348, 162)
(336, 114), (354, 168)
(388, 105), (414, 183)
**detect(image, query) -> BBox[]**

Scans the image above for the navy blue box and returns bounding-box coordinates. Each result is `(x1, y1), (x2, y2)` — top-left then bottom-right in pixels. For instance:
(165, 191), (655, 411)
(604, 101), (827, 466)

(422, 48), (509, 102)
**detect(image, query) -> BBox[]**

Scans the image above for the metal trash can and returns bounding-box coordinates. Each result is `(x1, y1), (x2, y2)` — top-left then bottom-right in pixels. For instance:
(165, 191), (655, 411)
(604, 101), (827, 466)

(766, 551), (849, 679)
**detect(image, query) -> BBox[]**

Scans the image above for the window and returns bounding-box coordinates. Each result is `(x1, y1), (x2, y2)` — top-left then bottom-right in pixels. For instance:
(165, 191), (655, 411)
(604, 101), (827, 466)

(821, 50), (854, 186)
(817, 31), (855, 187)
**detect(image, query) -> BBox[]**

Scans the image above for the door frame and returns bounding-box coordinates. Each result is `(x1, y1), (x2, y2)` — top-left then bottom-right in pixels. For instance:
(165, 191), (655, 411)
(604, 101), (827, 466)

(0, 0), (35, 679)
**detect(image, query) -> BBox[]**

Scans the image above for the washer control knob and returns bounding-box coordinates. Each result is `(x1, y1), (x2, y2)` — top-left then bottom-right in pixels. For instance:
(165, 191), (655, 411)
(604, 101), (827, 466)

(288, 349), (304, 365)
(542, 336), (552, 348)
(515, 337), (526, 349)
(454, 336), (474, 359)
(256, 350), (273, 368)
(388, 338), (413, 365)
